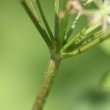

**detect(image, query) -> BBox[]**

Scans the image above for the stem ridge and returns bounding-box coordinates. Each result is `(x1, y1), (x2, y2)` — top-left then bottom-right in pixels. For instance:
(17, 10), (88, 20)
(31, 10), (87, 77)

(33, 58), (61, 110)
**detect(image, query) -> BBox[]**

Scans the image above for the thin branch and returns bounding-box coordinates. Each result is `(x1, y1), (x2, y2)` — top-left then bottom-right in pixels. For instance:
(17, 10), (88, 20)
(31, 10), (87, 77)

(62, 23), (100, 51)
(65, 13), (81, 41)
(55, 0), (60, 44)
(21, 0), (53, 49)
(61, 29), (110, 59)
(36, 0), (55, 41)
(59, 10), (70, 46)
(62, 27), (88, 51)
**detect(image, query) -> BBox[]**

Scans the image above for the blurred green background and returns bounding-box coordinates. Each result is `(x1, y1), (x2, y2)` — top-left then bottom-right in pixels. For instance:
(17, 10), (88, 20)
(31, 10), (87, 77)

(0, 0), (110, 110)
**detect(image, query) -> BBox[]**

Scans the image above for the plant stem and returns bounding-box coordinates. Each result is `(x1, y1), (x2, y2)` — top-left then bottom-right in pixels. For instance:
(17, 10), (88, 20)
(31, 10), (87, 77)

(36, 0), (54, 41)
(21, 0), (53, 49)
(61, 30), (110, 59)
(32, 57), (61, 110)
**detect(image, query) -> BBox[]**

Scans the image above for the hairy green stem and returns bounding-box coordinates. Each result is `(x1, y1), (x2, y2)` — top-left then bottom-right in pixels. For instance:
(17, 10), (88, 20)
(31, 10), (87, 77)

(61, 31), (110, 59)
(32, 58), (61, 110)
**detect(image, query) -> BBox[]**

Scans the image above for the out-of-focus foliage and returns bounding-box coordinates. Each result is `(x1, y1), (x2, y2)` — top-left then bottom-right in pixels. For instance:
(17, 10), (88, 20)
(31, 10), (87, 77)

(0, 0), (110, 110)
(101, 39), (110, 55)
(100, 71), (110, 92)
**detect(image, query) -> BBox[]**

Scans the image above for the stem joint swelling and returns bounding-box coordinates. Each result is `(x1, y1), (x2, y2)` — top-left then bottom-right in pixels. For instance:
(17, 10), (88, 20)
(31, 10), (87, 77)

(51, 51), (62, 61)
